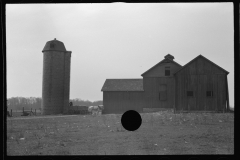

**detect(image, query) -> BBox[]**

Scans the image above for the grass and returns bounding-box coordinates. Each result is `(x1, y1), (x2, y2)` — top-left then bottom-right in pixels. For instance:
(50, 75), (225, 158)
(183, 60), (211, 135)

(6, 110), (234, 155)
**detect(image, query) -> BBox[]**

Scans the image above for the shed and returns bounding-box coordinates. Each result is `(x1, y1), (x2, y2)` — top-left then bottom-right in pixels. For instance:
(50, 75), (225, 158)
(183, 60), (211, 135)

(101, 79), (145, 114)
(174, 55), (230, 112)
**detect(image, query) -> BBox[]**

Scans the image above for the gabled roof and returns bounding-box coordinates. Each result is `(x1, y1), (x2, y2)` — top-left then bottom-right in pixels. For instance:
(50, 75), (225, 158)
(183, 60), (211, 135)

(174, 55), (229, 75)
(141, 57), (182, 76)
(101, 79), (144, 91)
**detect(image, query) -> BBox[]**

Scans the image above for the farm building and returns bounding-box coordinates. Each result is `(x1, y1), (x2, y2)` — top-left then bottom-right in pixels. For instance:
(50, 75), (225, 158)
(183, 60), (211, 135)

(101, 79), (145, 114)
(101, 54), (230, 114)
(141, 54), (182, 109)
(174, 55), (230, 112)
(101, 54), (182, 114)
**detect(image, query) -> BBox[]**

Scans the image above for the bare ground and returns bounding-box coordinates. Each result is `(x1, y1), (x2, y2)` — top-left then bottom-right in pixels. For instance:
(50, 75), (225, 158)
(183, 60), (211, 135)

(6, 111), (234, 155)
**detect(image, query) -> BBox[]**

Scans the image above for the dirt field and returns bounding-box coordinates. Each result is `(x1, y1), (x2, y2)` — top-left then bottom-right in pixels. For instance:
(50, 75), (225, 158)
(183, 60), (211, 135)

(6, 110), (234, 155)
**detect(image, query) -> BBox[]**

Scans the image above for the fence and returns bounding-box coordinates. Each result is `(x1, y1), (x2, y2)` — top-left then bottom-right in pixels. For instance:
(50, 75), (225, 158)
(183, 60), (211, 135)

(7, 108), (41, 117)
(69, 106), (90, 115)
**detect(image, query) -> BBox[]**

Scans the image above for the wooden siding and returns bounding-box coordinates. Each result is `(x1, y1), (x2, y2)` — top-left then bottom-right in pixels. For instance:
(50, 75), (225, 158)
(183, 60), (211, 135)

(175, 56), (228, 111)
(101, 55), (229, 113)
(175, 74), (227, 111)
(143, 77), (175, 108)
(143, 62), (181, 77)
(102, 91), (145, 114)
(217, 74), (227, 111)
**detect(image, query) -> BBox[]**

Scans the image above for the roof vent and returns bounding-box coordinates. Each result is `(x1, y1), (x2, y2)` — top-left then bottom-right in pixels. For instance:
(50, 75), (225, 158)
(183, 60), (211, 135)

(164, 54), (174, 61)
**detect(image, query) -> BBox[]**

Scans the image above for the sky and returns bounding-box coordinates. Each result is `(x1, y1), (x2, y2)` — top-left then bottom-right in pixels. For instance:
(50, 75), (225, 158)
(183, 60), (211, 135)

(6, 3), (234, 107)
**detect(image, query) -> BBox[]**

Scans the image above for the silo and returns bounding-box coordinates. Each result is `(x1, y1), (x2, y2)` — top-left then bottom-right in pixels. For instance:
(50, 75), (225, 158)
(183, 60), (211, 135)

(41, 38), (72, 115)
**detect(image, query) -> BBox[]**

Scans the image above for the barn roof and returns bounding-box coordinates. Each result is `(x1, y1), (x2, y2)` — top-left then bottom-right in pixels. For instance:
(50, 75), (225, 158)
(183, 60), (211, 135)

(174, 55), (229, 75)
(141, 55), (182, 76)
(101, 79), (144, 91)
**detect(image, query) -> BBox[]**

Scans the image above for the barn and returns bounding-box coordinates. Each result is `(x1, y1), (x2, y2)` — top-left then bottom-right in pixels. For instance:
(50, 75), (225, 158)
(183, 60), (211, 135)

(174, 55), (230, 112)
(101, 54), (182, 114)
(101, 79), (145, 114)
(101, 54), (230, 114)
(141, 54), (182, 109)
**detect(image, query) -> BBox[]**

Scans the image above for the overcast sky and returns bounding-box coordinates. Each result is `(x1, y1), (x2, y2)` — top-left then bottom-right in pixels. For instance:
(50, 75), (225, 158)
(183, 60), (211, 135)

(6, 3), (234, 107)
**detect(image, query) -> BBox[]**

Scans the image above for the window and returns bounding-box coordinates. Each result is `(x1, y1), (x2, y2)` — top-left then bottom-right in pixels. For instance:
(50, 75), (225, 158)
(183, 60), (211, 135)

(206, 91), (213, 97)
(187, 91), (194, 97)
(165, 67), (170, 76)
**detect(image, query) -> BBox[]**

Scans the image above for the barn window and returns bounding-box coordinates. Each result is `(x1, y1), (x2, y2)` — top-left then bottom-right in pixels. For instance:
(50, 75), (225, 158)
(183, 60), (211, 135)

(165, 67), (170, 76)
(206, 91), (213, 97)
(187, 91), (194, 97)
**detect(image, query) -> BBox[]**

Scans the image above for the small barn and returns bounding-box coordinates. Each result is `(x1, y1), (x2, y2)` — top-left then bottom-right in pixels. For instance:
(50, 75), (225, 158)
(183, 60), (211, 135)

(174, 55), (230, 112)
(101, 79), (145, 114)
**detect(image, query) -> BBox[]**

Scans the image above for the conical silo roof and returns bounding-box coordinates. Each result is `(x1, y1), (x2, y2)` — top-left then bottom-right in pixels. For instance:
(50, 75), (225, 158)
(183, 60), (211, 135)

(42, 38), (67, 52)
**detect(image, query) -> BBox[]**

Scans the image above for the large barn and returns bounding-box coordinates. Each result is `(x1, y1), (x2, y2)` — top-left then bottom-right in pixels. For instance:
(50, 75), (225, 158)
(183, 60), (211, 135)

(101, 54), (230, 114)
(174, 55), (230, 112)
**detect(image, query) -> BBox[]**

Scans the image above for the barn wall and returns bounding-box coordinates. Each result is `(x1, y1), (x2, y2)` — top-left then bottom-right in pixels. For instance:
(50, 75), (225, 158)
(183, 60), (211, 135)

(143, 77), (175, 108)
(175, 57), (227, 111)
(103, 91), (145, 114)
(143, 62), (181, 77)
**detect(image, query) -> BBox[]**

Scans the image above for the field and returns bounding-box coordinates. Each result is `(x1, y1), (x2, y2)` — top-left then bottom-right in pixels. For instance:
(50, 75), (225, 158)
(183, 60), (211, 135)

(6, 110), (234, 155)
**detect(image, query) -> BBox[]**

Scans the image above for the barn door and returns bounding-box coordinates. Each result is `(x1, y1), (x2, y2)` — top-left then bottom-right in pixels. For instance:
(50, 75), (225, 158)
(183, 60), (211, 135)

(159, 84), (167, 101)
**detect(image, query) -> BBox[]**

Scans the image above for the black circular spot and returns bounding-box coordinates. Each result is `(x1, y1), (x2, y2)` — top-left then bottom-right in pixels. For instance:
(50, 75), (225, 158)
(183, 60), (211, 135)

(121, 110), (142, 131)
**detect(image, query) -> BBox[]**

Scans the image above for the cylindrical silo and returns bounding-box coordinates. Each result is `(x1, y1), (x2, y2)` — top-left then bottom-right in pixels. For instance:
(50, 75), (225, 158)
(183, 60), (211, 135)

(41, 38), (72, 115)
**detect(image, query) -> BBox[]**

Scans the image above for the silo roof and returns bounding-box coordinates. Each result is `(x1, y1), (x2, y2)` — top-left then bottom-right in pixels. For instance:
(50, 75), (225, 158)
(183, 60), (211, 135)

(42, 38), (67, 52)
